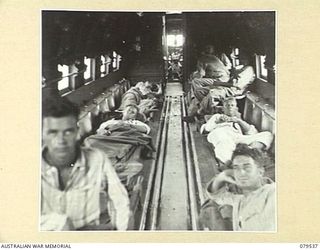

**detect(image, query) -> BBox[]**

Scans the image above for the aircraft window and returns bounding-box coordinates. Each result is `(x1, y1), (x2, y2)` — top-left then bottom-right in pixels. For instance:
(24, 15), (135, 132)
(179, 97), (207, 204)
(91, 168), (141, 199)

(100, 55), (106, 77)
(256, 55), (268, 80)
(112, 51), (117, 69)
(167, 34), (183, 47)
(106, 55), (112, 73)
(84, 56), (93, 81)
(57, 64), (70, 91)
(101, 55), (112, 77)
(231, 48), (240, 67)
(112, 51), (121, 71)
(234, 48), (239, 56)
(116, 54), (122, 70)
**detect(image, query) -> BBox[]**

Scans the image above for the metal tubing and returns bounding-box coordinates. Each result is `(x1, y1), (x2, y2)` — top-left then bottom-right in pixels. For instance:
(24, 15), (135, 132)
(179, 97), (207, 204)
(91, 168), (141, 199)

(182, 97), (205, 206)
(181, 95), (199, 230)
(149, 96), (171, 230)
(148, 96), (171, 230)
(139, 96), (169, 230)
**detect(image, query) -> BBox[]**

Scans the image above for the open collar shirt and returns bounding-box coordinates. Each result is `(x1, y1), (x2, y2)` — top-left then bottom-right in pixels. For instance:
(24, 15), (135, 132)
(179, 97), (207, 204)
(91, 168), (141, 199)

(41, 147), (130, 230)
(206, 177), (276, 231)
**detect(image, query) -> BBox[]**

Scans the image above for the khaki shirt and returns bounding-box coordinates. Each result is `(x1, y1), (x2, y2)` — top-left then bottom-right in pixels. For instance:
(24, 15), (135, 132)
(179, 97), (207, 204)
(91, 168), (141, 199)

(206, 178), (276, 231)
(41, 147), (130, 230)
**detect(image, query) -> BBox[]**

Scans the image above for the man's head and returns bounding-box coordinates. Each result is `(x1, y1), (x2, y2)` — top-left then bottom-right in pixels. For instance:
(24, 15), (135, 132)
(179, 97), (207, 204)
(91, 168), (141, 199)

(136, 81), (152, 96)
(42, 98), (80, 166)
(204, 45), (215, 55)
(122, 104), (139, 120)
(205, 64), (215, 78)
(231, 144), (267, 191)
(223, 97), (238, 116)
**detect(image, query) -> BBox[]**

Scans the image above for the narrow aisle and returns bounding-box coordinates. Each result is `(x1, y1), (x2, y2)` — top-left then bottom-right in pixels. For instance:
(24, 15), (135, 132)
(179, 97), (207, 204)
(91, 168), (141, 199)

(164, 82), (184, 96)
(158, 82), (189, 229)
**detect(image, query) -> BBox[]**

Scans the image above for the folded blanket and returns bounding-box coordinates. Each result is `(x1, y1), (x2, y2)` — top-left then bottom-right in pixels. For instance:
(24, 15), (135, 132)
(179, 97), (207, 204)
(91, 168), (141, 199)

(84, 124), (155, 166)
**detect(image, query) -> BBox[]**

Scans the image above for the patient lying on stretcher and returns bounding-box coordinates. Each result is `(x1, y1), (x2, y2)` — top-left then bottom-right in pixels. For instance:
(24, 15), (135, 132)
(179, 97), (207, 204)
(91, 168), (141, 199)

(84, 104), (155, 188)
(200, 97), (273, 168)
(97, 104), (151, 135)
(119, 81), (161, 121)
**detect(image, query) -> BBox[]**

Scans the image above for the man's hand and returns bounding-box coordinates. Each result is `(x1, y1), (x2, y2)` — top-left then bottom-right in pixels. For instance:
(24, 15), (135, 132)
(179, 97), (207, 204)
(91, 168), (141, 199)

(208, 169), (236, 193)
(225, 116), (239, 123)
(218, 115), (237, 123)
(217, 169), (236, 185)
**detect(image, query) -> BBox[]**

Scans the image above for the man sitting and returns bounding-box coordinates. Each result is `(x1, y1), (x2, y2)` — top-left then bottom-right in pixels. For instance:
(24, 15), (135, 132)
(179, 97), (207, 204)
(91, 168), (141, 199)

(197, 44), (232, 72)
(200, 97), (273, 167)
(200, 144), (275, 231)
(41, 97), (130, 231)
(184, 53), (255, 122)
(184, 63), (232, 123)
(206, 53), (255, 100)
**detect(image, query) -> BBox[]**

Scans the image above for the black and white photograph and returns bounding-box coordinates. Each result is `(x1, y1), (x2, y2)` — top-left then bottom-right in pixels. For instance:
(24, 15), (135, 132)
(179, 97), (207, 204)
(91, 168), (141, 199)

(41, 11), (276, 231)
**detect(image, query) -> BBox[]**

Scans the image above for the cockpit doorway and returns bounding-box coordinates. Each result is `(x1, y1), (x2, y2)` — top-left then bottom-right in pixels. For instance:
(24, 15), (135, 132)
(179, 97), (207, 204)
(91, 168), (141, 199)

(163, 13), (184, 83)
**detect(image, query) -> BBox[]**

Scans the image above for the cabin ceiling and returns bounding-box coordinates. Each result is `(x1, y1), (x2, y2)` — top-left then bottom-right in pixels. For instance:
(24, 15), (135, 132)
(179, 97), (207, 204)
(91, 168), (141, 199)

(185, 12), (275, 55)
(42, 11), (275, 66)
(42, 11), (164, 65)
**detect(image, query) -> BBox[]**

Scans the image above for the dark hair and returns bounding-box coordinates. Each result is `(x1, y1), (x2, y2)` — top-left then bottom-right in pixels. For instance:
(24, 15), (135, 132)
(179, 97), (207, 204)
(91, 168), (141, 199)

(124, 104), (140, 113)
(223, 96), (237, 105)
(42, 97), (80, 120)
(151, 83), (159, 92)
(231, 143), (270, 169)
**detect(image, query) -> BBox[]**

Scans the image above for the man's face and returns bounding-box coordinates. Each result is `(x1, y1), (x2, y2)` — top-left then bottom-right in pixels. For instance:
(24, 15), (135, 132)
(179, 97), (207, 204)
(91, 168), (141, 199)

(140, 82), (152, 96)
(232, 155), (264, 189)
(205, 45), (215, 54)
(42, 115), (78, 164)
(223, 100), (237, 116)
(123, 106), (138, 120)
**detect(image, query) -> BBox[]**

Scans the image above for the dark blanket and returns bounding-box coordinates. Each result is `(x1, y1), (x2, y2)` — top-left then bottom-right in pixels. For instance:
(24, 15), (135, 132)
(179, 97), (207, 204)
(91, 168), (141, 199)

(84, 124), (155, 165)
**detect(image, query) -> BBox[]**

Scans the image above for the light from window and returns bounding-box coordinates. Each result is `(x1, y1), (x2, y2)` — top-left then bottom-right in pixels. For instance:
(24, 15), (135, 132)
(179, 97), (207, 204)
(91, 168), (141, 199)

(117, 55), (122, 70)
(167, 35), (175, 46)
(57, 64), (69, 90)
(84, 57), (92, 80)
(176, 35), (183, 46)
(167, 34), (183, 47)
(106, 56), (112, 74)
(234, 48), (239, 56)
(112, 51), (117, 69)
(231, 48), (240, 67)
(259, 55), (268, 79)
(100, 55), (106, 77)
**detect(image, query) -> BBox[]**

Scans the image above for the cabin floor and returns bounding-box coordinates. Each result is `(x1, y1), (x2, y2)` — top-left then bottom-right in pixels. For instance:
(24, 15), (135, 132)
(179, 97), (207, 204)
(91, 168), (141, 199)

(137, 81), (220, 230)
(190, 125), (219, 196)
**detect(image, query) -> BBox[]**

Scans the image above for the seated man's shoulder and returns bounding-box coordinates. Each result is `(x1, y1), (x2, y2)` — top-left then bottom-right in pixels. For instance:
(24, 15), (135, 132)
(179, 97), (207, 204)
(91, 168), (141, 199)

(81, 146), (107, 162)
(265, 181), (276, 193)
(123, 90), (137, 98)
(255, 179), (276, 198)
